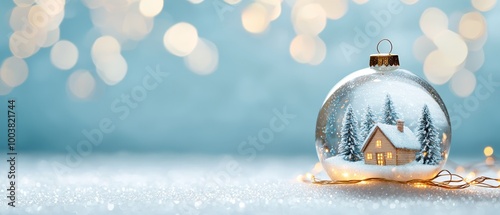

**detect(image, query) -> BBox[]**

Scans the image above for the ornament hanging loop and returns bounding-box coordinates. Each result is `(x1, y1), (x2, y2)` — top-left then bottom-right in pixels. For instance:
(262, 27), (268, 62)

(370, 39), (399, 68)
(376, 39), (393, 54)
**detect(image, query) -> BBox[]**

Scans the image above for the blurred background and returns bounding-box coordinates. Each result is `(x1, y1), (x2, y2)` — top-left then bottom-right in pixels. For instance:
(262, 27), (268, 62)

(0, 0), (498, 158)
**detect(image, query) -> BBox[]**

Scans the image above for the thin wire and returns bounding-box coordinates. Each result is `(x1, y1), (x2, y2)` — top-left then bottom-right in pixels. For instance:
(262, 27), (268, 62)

(376, 39), (393, 54)
(304, 169), (500, 189)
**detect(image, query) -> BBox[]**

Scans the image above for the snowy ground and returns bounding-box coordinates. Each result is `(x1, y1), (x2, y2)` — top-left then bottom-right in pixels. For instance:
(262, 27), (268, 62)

(323, 156), (442, 181)
(1, 154), (499, 215)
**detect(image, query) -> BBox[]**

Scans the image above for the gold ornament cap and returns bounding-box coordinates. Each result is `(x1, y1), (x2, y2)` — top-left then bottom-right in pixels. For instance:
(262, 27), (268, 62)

(369, 39), (400, 68)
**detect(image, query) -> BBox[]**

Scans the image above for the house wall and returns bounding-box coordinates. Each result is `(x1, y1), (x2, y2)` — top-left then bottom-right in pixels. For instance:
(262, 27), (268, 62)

(396, 149), (418, 165)
(363, 129), (397, 165)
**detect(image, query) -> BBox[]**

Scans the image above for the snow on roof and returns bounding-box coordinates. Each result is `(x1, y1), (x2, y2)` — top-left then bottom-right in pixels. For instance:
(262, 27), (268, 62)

(363, 123), (420, 151)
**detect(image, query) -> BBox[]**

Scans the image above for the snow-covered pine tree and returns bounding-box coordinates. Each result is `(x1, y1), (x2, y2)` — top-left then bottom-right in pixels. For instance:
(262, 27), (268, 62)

(338, 105), (363, 162)
(382, 94), (399, 125)
(324, 111), (336, 144)
(360, 105), (376, 142)
(323, 111), (337, 156)
(415, 104), (442, 165)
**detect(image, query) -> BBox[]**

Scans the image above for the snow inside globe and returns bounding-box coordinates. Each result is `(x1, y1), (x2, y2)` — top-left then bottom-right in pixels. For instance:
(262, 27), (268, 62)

(315, 39), (451, 181)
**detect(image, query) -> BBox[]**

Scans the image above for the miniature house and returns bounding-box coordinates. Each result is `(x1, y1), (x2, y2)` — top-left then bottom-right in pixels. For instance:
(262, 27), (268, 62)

(361, 120), (420, 166)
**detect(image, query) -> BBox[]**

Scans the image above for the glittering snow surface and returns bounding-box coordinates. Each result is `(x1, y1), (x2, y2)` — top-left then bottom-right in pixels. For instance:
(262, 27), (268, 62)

(323, 156), (441, 181)
(1, 154), (499, 215)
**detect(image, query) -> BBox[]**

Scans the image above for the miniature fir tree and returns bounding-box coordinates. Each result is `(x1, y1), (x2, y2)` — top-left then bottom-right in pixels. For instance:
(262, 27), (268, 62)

(360, 106), (376, 141)
(338, 105), (363, 162)
(415, 104), (442, 165)
(382, 94), (399, 125)
(324, 111), (336, 144)
(322, 111), (337, 156)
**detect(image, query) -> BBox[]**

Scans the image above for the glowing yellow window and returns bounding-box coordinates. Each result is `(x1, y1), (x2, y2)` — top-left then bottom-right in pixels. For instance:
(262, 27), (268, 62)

(376, 140), (382, 148)
(386, 152), (393, 159)
(366, 153), (373, 160)
(376, 153), (385, 166)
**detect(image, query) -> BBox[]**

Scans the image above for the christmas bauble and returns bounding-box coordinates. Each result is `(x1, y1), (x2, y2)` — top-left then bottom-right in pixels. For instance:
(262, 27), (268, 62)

(315, 39), (451, 181)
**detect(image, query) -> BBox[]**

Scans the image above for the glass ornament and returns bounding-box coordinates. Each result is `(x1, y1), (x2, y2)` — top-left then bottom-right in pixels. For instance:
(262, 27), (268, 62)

(315, 39), (451, 181)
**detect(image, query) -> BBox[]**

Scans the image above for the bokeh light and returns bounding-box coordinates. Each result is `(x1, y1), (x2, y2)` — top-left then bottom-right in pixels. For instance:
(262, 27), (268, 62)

(484, 146), (494, 157)
(45, 6), (66, 31)
(290, 34), (316, 64)
(92, 36), (121, 57)
(459, 12), (486, 40)
(187, 0), (204, 4)
(29, 4), (65, 31)
(471, 0), (497, 12)
(67, 70), (96, 99)
(466, 172), (476, 182)
(9, 6), (30, 31)
(455, 166), (465, 174)
(258, 0), (282, 21)
(122, 9), (154, 41)
(242, 2), (271, 34)
(46, 8), (65, 31)
(419, 7), (448, 39)
(316, 0), (348, 20)
(33, 30), (48, 49)
(9, 31), (40, 58)
(486, 157), (495, 165)
(293, 3), (326, 35)
(224, 0), (242, 5)
(0, 80), (13, 96)
(450, 69), (476, 97)
(163, 22), (199, 57)
(8, 0), (67, 60)
(309, 36), (326, 65)
(184, 38), (219, 75)
(88, 0), (153, 43)
(0, 56), (29, 87)
(352, 0), (369, 5)
(139, 0), (164, 17)
(36, 0), (65, 15)
(89, 4), (119, 29)
(92, 36), (127, 85)
(423, 50), (457, 85)
(50, 40), (79, 70)
(432, 30), (468, 66)
(14, 0), (34, 7)
(414, 4), (490, 96)
(28, 5), (52, 29)
(401, 0), (419, 5)
(95, 55), (128, 86)
(290, 34), (326, 65)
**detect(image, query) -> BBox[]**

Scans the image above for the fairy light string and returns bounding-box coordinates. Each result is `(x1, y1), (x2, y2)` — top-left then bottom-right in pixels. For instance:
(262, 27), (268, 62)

(303, 169), (500, 189)
(301, 146), (500, 189)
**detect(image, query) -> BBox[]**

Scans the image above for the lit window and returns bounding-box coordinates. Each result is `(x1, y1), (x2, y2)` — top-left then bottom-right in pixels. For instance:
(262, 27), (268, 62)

(376, 140), (382, 148)
(377, 153), (385, 165)
(387, 152), (392, 159)
(366, 153), (373, 160)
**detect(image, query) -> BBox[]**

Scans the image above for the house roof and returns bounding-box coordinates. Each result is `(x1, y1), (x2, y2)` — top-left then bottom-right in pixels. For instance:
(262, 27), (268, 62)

(361, 123), (420, 151)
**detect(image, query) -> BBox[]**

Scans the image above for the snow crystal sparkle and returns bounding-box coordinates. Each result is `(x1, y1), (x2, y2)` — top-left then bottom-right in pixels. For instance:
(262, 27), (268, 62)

(315, 39), (452, 181)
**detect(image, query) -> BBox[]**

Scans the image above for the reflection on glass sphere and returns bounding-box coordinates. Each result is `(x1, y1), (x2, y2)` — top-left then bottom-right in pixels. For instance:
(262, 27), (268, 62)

(316, 66), (451, 181)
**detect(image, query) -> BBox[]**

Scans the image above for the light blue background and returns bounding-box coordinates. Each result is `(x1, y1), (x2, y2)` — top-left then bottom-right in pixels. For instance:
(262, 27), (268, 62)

(0, 0), (499, 157)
